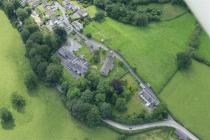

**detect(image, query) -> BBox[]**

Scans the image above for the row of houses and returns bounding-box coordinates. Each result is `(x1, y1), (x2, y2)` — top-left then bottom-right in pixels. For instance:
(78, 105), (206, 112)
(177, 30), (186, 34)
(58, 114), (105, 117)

(62, 0), (88, 18)
(139, 83), (160, 108)
(58, 47), (88, 76)
(20, 0), (40, 8)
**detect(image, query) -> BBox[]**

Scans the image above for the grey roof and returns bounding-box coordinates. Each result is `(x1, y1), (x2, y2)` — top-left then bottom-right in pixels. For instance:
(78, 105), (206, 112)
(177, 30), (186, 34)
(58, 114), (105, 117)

(72, 21), (83, 31)
(58, 47), (88, 76)
(100, 51), (114, 76)
(139, 87), (160, 108)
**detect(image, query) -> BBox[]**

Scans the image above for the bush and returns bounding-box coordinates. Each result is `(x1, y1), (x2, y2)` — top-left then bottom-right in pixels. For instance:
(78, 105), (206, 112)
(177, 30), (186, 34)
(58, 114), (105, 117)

(95, 11), (105, 21)
(24, 73), (37, 90)
(11, 93), (26, 112)
(176, 52), (192, 70)
(86, 33), (92, 39)
(0, 108), (15, 129)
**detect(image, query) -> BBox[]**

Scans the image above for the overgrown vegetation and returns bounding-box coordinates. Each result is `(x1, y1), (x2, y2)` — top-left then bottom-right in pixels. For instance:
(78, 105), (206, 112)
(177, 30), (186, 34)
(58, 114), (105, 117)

(11, 93), (26, 112)
(79, 0), (185, 26)
(0, 108), (15, 129)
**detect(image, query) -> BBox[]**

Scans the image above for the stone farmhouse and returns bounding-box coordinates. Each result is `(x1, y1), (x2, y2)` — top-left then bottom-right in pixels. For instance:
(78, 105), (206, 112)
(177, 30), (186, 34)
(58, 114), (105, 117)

(72, 20), (83, 31)
(100, 50), (115, 76)
(139, 83), (160, 108)
(58, 47), (88, 76)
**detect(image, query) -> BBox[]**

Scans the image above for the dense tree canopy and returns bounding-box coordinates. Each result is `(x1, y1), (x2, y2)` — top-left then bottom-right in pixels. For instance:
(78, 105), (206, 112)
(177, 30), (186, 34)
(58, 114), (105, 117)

(177, 52), (192, 70)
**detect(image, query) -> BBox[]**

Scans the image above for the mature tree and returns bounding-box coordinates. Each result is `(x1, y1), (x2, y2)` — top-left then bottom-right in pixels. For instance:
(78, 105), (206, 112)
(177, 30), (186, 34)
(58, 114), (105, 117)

(86, 33), (92, 39)
(46, 63), (63, 85)
(100, 102), (112, 119)
(16, 8), (29, 21)
(24, 23), (39, 34)
(111, 79), (124, 94)
(0, 108), (14, 129)
(95, 11), (105, 21)
(152, 103), (168, 120)
(11, 93), (26, 112)
(28, 31), (44, 44)
(177, 52), (192, 70)
(44, 33), (60, 52)
(81, 89), (94, 103)
(86, 106), (101, 127)
(21, 29), (30, 42)
(94, 0), (108, 9)
(77, 78), (88, 92)
(95, 93), (105, 104)
(35, 45), (51, 59)
(135, 14), (149, 27)
(91, 50), (100, 64)
(60, 81), (69, 94)
(171, 0), (185, 5)
(54, 26), (67, 43)
(115, 98), (127, 112)
(50, 55), (61, 64)
(71, 100), (92, 122)
(67, 87), (80, 100)
(35, 61), (48, 78)
(24, 73), (37, 90)
(117, 134), (128, 140)
(86, 72), (99, 90)
(3, 1), (15, 18)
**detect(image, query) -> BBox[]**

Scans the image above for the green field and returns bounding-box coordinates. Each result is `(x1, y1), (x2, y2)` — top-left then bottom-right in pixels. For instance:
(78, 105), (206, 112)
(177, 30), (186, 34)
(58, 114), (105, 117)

(0, 10), (178, 140)
(160, 61), (210, 139)
(84, 14), (195, 92)
(196, 31), (210, 60)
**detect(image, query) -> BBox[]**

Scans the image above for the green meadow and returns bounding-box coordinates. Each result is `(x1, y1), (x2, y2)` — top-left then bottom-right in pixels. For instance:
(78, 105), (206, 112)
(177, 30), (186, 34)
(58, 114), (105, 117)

(161, 61), (210, 139)
(196, 31), (210, 60)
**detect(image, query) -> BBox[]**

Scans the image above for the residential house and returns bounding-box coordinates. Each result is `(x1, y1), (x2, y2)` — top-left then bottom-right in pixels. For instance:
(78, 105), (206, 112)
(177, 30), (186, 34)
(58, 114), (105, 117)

(72, 20), (83, 31)
(100, 50), (114, 76)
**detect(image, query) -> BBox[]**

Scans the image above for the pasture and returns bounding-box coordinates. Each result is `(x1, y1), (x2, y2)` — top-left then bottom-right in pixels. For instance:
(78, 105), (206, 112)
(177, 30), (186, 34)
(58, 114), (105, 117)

(84, 14), (196, 92)
(196, 31), (210, 60)
(160, 61), (210, 139)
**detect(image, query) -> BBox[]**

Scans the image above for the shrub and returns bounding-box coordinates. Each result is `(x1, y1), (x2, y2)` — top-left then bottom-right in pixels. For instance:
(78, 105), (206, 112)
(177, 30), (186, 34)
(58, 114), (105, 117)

(176, 52), (192, 70)
(24, 73), (37, 90)
(0, 108), (15, 129)
(11, 93), (26, 112)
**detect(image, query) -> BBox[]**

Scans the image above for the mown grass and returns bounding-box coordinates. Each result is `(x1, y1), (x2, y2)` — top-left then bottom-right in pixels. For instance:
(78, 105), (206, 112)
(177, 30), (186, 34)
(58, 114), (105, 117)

(84, 14), (196, 92)
(160, 61), (210, 139)
(196, 31), (210, 60)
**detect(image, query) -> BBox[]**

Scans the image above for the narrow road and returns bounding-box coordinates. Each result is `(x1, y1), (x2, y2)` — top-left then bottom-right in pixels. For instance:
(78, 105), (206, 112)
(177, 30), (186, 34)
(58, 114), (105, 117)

(103, 119), (199, 140)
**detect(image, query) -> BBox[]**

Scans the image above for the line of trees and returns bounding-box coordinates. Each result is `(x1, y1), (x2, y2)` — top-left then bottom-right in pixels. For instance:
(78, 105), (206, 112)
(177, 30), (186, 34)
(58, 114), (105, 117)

(79, 0), (185, 27)
(176, 23), (202, 70)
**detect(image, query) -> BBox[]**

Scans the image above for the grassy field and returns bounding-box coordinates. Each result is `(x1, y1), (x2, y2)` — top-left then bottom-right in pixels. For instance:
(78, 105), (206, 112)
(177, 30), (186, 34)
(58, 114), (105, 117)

(0, 10), (179, 140)
(196, 31), (210, 60)
(84, 14), (195, 92)
(137, 3), (187, 21)
(160, 61), (210, 139)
